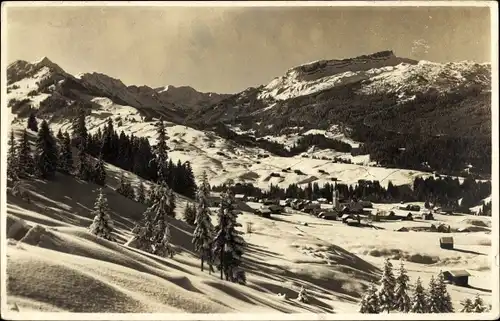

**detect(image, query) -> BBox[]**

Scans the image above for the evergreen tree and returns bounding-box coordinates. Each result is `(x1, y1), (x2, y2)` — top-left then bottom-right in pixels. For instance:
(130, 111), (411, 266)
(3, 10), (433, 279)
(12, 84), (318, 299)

(136, 180), (146, 204)
(155, 120), (169, 184)
(73, 107), (88, 152)
(76, 144), (91, 181)
(364, 284), (381, 314)
(101, 118), (116, 163)
(133, 183), (175, 258)
(193, 172), (215, 273)
(212, 188), (247, 281)
(297, 286), (309, 303)
(394, 261), (411, 312)
(183, 203), (196, 226)
(427, 275), (440, 313)
(435, 271), (454, 312)
(471, 294), (487, 313)
(88, 189), (115, 241)
(116, 172), (135, 199)
(378, 258), (396, 313)
(27, 113), (38, 132)
(93, 157), (106, 186)
(35, 120), (58, 179)
(7, 130), (19, 181)
(59, 132), (74, 174)
(460, 298), (473, 313)
(184, 161), (197, 199)
(410, 277), (428, 313)
(17, 129), (35, 177)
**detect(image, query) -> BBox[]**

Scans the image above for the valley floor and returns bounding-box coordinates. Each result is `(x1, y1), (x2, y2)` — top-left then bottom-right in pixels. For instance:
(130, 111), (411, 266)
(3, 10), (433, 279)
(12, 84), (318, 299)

(4, 162), (493, 314)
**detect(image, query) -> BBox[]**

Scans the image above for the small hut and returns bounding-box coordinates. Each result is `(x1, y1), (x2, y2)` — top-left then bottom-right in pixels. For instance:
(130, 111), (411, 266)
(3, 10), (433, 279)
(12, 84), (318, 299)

(396, 227), (409, 232)
(424, 212), (434, 220)
(405, 213), (414, 221)
(439, 236), (454, 250)
(442, 270), (471, 287)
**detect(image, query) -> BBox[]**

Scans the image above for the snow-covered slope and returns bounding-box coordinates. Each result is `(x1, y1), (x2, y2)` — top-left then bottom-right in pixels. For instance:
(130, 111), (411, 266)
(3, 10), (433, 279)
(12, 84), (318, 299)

(4, 154), (494, 314)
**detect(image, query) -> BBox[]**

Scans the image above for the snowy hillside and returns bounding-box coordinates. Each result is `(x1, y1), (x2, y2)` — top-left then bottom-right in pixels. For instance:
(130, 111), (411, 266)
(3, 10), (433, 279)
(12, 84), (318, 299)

(5, 144), (493, 314)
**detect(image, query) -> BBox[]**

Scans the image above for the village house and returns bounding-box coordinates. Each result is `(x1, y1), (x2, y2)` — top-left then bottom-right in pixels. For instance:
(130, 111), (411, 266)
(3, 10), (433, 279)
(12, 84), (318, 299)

(442, 270), (471, 287)
(439, 236), (454, 250)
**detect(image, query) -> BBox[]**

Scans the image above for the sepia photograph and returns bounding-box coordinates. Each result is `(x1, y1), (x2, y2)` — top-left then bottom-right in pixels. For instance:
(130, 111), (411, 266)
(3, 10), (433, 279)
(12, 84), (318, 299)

(1, 1), (498, 320)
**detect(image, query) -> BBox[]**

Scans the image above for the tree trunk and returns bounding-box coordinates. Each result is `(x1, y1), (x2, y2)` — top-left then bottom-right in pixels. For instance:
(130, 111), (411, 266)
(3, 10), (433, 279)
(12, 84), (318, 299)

(220, 251), (224, 280)
(201, 257), (204, 272)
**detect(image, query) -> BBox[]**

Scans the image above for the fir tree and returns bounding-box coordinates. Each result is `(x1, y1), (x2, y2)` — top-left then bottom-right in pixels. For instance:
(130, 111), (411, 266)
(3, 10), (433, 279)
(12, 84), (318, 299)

(136, 181), (146, 204)
(410, 277), (428, 313)
(76, 144), (91, 181)
(471, 294), (487, 313)
(59, 132), (74, 174)
(27, 113), (38, 132)
(460, 298), (473, 313)
(116, 172), (135, 199)
(17, 129), (35, 177)
(378, 258), (396, 313)
(427, 275), (440, 313)
(364, 284), (381, 314)
(297, 286), (309, 303)
(88, 189), (115, 241)
(212, 188), (247, 281)
(101, 118), (115, 163)
(183, 203), (196, 226)
(73, 107), (88, 152)
(133, 183), (175, 258)
(155, 120), (169, 184)
(184, 161), (197, 199)
(193, 172), (215, 273)
(93, 157), (106, 186)
(35, 120), (58, 179)
(394, 261), (411, 312)
(7, 130), (19, 181)
(435, 271), (454, 312)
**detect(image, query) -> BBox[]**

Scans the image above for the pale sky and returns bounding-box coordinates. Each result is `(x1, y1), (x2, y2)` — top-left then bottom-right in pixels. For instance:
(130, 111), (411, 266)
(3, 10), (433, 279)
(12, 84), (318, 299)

(5, 4), (492, 93)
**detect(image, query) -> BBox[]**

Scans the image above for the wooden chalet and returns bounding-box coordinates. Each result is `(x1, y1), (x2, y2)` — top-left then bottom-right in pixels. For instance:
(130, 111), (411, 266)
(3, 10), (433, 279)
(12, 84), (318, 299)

(443, 270), (471, 287)
(439, 236), (454, 250)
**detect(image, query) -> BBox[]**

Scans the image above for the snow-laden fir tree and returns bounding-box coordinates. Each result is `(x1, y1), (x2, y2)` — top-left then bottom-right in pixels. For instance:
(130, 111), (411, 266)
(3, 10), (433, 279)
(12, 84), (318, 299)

(471, 294), (487, 313)
(460, 298), (473, 313)
(359, 292), (369, 313)
(183, 203), (196, 226)
(76, 144), (91, 181)
(35, 120), (58, 179)
(410, 277), (428, 313)
(133, 183), (175, 258)
(364, 283), (381, 314)
(136, 180), (146, 204)
(88, 188), (115, 241)
(212, 188), (247, 281)
(394, 260), (411, 312)
(27, 113), (38, 132)
(116, 172), (135, 199)
(93, 156), (106, 186)
(427, 275), (441, 313)
(7, 130), (19, 181)
(435, 271), (454, 312)
(17, 129), (35, 177)
(193, 171), (215, 273)
(378, 257), (396, 313)
(297, 285), (309, 303)
(59, 132), (73, 174)
(155, 120), (169, 183)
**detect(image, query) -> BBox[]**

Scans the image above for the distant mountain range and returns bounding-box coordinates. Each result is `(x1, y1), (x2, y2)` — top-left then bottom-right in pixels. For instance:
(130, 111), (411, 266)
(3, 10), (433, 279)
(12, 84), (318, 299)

(6, 50), (492, 177)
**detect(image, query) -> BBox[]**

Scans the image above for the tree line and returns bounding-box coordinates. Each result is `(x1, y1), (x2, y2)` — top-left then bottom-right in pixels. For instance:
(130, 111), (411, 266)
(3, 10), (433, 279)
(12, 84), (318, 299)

(211, 176), (490, 214)
(359, 258), (490, 313)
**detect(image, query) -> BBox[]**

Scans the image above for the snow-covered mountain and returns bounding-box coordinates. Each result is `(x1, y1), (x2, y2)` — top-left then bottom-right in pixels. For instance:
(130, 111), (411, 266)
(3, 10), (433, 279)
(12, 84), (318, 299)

(6, 57), (229, 124)
(189, 50), (490, 137)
